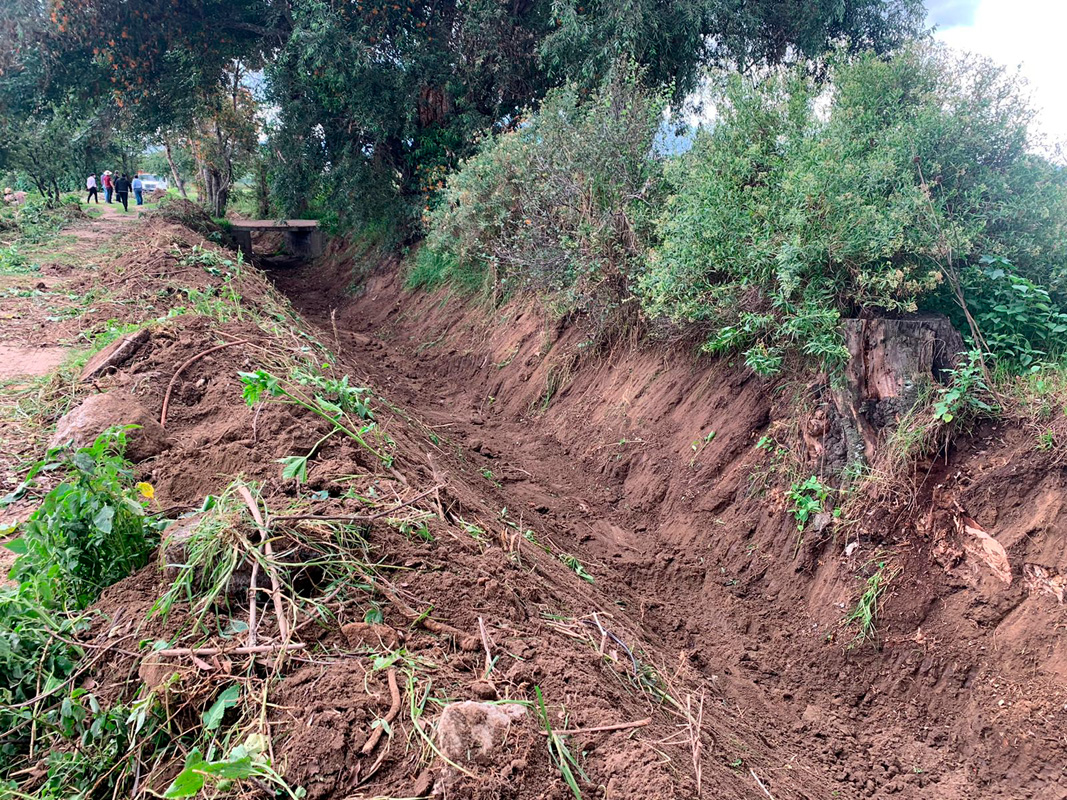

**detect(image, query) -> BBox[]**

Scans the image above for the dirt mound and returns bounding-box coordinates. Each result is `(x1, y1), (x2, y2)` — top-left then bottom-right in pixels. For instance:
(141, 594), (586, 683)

(261, 249), (1067, 799)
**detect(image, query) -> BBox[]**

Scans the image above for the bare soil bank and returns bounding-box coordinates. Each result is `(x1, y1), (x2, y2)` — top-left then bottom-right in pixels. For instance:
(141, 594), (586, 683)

(6, 209), (1065, 799)
(264, 244), (1067, 799)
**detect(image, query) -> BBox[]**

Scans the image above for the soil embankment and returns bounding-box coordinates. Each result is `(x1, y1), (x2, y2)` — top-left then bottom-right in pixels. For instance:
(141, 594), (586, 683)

(266, 245), (1067, 800)
(3, 210), (1065, 799)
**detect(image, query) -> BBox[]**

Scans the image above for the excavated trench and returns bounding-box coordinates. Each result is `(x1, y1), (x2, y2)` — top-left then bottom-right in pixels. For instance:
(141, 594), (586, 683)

(262, 248), (1067, 800)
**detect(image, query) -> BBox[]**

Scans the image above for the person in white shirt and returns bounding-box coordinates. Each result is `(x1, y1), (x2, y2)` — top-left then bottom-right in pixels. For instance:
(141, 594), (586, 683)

(86, 174), (99, 204)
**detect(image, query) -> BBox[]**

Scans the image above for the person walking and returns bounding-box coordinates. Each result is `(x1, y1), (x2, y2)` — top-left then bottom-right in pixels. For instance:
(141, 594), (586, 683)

(113, 173), (131, 211)
(132, 174), (144, 206)
(102, 171), (113, 203)
(86, 174), (99, 203)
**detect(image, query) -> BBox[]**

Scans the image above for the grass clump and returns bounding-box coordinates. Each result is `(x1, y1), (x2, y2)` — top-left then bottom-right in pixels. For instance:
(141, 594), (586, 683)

(844, 561), (899, 644)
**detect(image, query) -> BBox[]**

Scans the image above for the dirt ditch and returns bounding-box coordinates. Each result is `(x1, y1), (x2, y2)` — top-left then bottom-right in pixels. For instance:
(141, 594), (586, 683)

(264, 244), (1067, 800)
(4, 211), (1066, 799)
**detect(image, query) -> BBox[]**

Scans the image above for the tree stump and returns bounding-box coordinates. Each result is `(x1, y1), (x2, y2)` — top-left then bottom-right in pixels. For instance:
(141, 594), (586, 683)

(833, 316), (964, 465)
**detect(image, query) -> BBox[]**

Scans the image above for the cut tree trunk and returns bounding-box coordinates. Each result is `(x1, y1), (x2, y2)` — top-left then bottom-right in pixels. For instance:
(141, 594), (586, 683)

(833, 316), (964, 465)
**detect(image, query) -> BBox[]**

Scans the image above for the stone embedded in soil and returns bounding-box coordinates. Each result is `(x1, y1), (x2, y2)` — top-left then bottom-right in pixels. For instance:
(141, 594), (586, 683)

(50, 392), (170, 461)
(436, 701), (527, 790)
(79, 328), (150, 380)
(340, 622), (400, 649)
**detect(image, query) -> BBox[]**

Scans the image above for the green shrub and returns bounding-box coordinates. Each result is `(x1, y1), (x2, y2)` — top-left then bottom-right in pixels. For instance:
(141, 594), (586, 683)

(642, 44), (1067, 374)
(415, 67), (666, 331)
(8, 429), (158, 612)
(958, 256), (1067, 370)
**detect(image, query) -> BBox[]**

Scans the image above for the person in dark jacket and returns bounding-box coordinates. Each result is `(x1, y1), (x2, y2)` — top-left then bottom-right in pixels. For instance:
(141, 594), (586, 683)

(113, 173), (131, 211)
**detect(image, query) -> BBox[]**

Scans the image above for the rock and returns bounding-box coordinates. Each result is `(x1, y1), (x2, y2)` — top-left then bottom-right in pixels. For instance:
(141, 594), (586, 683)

(50, 392), (169, 461)
(436, 701), (527, 787)
(470, 679), (499, 701)
(340, 622), (400, 650)
(160, 514), (251, 599)
(80, 329), (150, 381)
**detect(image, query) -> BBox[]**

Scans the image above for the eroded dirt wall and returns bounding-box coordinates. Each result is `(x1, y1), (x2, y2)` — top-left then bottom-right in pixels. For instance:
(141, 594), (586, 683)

(270, 253), (1067, 800)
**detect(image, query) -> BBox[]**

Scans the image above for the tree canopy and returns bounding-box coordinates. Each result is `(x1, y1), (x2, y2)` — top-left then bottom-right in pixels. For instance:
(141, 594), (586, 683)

(1, 0), (926, 219)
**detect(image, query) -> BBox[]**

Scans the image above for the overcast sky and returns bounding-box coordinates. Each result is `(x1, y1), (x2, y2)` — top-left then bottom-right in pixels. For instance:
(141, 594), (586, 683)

(928, 0), (1067, 147)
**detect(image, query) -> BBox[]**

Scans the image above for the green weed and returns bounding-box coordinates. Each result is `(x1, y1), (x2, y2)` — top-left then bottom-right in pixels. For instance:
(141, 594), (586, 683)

(240, 367), (391, 468)
(844, 561), (899, 643)
(8, 428), (159, 611)
(535, 687), (589, 800)
(559, 553), (595, 584)
(786, 476), (832, 532)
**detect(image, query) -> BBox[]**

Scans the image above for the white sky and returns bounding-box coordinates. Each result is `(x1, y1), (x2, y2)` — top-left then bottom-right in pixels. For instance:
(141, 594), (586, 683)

(929, 0), (1067, 147)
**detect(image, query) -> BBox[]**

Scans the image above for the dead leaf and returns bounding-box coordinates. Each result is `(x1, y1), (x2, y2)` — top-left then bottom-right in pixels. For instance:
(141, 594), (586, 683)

(959, 515), (1012, 586)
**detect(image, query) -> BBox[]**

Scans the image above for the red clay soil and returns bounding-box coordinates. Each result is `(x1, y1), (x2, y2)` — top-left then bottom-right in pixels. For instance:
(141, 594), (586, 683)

(6, 213), (826, 799)
(7, 210), (1066, 799)
(263, 244), (1067, 800)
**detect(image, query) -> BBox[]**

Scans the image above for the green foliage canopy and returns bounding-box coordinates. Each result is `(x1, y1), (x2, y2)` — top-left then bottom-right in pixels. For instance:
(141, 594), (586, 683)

(641, 44), (1067, 373)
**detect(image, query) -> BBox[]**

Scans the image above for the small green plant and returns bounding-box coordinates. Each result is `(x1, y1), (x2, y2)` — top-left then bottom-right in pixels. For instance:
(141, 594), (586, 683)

(559, 553), (595, 584)
(786, 476), (831, 532)
(240, 368), (390, 467)
(844, 561), (899, 642)
(0, 244), (38, 275)
(1036, 430), (1056, 452)
(163, 733), (303, 799)
(933, 351), (997, 424)
(8, 428), (158, 611)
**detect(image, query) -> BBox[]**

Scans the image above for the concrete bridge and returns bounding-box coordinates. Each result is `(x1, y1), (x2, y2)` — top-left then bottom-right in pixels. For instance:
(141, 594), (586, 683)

(231, 219), (324, 258)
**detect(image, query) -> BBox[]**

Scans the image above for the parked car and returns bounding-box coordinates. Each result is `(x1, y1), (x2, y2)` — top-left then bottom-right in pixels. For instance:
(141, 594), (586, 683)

(137, 174), (169, 191)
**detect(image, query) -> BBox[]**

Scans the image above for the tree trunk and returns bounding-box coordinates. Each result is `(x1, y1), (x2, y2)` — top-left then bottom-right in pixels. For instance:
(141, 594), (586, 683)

(163, 140), (188, 199)
(255, 158), (270, 218)
(200, 165), (229, 218)
(832, 316), (964, 465)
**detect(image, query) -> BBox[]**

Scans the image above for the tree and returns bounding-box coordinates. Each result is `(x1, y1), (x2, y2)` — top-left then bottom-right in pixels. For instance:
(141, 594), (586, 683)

(187, 63), (259, 216)
(641, 44), (1067, 374)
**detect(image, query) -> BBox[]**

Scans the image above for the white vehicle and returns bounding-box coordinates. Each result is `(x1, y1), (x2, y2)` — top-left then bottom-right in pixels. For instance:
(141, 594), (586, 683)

(137, 174), (169, 191)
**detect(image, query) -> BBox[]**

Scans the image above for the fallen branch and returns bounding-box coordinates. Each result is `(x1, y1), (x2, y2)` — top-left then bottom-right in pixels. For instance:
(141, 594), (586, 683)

(537, 718), (651, 736)
(361, 668), (401, 756)
(154, 643), (306, 658)
(160, 339), (248, 427)
(751, 769), (776, 800)
(268, 485), (443, 526)
(238, 486), (291, 644)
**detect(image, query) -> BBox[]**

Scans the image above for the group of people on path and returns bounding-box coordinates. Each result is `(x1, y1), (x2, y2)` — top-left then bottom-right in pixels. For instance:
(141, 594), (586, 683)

(86, 171), (143, 211)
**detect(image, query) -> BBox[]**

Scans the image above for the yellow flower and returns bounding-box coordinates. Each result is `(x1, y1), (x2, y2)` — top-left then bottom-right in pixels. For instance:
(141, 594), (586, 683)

(136, 482), (155, 500)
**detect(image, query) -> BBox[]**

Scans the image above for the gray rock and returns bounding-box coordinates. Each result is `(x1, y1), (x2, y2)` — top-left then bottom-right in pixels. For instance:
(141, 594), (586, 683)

(436, 701), (527, 791)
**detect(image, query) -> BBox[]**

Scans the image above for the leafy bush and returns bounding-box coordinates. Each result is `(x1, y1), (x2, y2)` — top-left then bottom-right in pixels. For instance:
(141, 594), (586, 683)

(0, 591), (84, 769)
(8, 429), (158, 611)
(414, 68), (666, 332)
(642, 44), (1067, 374)
(958, 256), (1067, 370)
